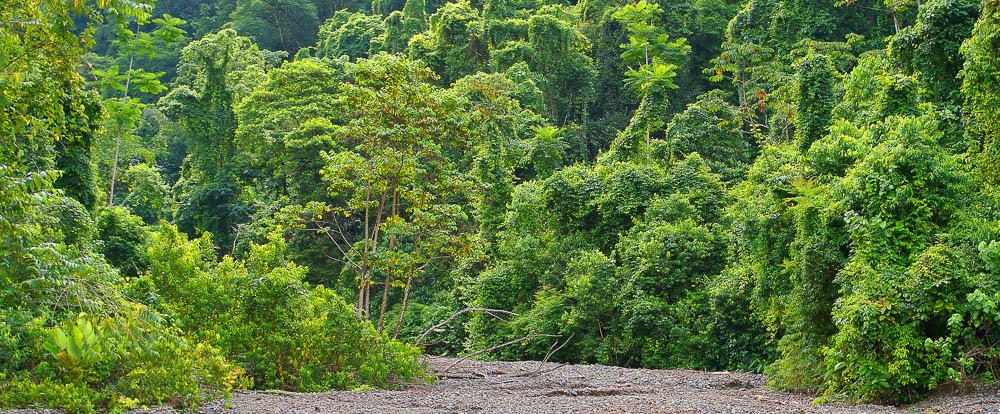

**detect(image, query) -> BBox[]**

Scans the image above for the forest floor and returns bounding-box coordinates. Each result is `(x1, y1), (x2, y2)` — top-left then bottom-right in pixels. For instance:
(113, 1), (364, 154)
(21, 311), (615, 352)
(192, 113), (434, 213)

(163, 356), (1000, 413)
(6, 356), (1000, 413)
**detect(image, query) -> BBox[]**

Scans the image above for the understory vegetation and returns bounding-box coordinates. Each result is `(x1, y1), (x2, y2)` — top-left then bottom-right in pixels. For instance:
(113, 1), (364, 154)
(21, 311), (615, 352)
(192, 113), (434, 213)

(2, 0), (999, 409)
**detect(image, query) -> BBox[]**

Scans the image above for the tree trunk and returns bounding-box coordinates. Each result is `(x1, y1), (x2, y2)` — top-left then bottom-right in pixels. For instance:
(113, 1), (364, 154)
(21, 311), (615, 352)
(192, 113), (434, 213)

(393, 235), (419, 339)
(108, 126), (122, 205)
(377, 187), (399, 333)
(377, 273), (391, 332)
(392, 272), (414, 339)
(356, 269), (366, 317)
(364, 278), (371, 319)
(358, 189), (372, 318)
(108, 24), (139, 206)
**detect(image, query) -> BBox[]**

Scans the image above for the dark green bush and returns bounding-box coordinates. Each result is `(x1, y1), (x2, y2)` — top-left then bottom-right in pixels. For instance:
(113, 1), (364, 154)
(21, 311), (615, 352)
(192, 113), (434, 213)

(94, 206), (150, 278)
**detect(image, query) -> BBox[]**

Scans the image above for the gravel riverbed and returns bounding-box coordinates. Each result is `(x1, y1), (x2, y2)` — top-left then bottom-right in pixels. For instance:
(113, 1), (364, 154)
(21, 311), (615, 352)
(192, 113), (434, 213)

(5, 356), (999, 413)
(171, 356), (1000, 413)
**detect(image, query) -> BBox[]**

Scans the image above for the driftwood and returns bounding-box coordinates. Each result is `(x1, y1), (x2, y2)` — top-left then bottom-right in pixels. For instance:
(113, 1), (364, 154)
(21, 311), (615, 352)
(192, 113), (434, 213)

(442, 333), (562, 373)
(507, 362), (568, 378)
(435, 372), (487, 379)
(418, 307), (573, 379)
(532, 333), (574, 375)
(415, 307), (520, 347)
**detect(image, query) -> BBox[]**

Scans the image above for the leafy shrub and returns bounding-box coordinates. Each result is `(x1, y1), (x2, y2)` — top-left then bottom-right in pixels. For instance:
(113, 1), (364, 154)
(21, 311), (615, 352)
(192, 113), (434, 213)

(94, 206), (150, 277)
(43, 195), (95, 246)
(467, 154), (731, 369)
(820, 244), (974, 403)
(121, 163), (172, 225)
(664, 90), (749, 180)
(0, 311), (238, 413)
(143, 224), (425, 391)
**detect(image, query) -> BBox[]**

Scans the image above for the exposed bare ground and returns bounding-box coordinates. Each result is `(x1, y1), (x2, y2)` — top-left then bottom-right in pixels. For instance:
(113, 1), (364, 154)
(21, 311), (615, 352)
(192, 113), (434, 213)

(178, 357), (1000, 413)
(6, 357), (999, 413)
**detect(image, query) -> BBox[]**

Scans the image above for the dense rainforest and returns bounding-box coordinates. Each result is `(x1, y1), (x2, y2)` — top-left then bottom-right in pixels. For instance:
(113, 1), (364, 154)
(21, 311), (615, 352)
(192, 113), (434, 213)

(2, 0), (999, 410)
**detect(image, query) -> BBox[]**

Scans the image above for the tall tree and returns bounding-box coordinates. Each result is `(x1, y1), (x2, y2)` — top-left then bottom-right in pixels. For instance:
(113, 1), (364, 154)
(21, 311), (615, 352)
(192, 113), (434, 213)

(95, 13), (186, 206)
(285, 55), (472, 334)
(407, 1), (488, 84)
(961, 0), (1000, 186)
(167, 29), (265, 250)
(231, 0), (321, 53)
(235, 59), (346, 203)
(606, 0), (689, 161)
(794, 53), (835, 150)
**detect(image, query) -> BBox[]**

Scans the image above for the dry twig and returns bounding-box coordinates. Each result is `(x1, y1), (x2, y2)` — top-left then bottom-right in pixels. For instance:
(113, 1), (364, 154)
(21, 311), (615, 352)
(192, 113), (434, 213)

(416, 307), (519, 347)
(441, 334), (561, 373)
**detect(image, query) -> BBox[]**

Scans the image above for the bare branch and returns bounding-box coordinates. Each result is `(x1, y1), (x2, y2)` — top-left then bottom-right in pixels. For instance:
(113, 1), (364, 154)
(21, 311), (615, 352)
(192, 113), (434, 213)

(329, 215), (361, 257)
(230, 224), (242, 256)
(534, 333), (574, 375)
(508, 363), (568, 378)
(442, 334), (561, 373)
(311, 221), (362, 272)
(416, 307), (520, 347)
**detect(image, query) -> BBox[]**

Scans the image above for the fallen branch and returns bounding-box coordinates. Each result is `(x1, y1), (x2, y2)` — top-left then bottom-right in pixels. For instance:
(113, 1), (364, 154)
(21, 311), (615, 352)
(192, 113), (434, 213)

(508, 362), (568, 378)
(416, 307), (519, 347)
(435, 372), (487, 379)
(441, 334), (561, 373)
(533, 333), (574, 375)
(260, 389), (307, 396)
(753, 394), (789, 405)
